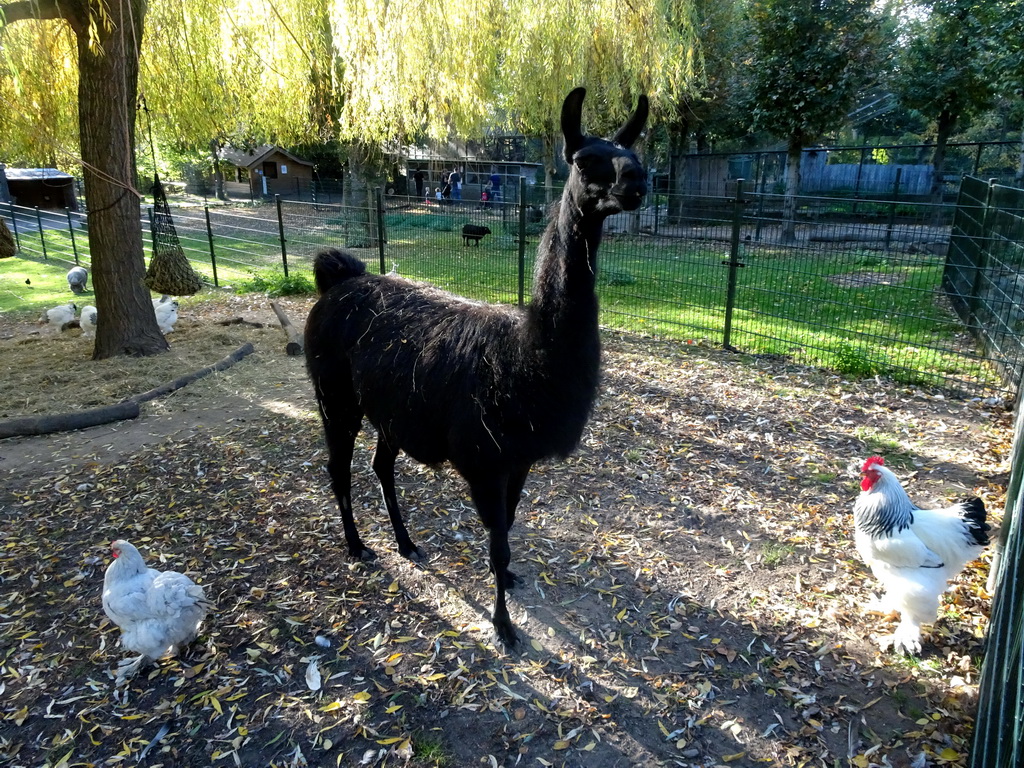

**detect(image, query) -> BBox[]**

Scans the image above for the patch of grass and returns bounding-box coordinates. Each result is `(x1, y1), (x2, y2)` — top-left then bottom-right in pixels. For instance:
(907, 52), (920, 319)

(852, 429), (916, 468)
(0, 255), (87, 313)
(238, 270), (315, 297)
(761, 541), (795, 567)
(412, 733), (450, 766)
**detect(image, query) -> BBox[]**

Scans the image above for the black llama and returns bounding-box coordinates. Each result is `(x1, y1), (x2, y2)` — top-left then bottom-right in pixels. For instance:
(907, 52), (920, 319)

(305, 87), (648, 647)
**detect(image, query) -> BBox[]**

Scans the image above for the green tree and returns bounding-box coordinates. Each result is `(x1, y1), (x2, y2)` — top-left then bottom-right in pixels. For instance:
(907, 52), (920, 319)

(745, 0), (882, 242)
(982, 0), (1024, 180)
(892, 0), (994, 212)
(2, 0), (168, 358)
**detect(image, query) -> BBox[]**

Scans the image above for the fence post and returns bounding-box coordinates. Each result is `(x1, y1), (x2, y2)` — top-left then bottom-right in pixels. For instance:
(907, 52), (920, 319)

(66, 209), (79, 265)
(518, 177), (527, 307)
(35, 207), (48, 260)
(275, 194), (289, 277)
(376, 188), (387, 275)
(204, 205), (219, 287)
(722, 179), (746, 352)
(8, 201), (21, 250)
(967, 179), (997, 325)
(883, 167), (903, 252)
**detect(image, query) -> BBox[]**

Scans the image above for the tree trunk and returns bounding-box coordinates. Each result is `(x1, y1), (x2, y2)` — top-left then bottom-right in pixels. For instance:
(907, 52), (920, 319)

(781, 138), (803, 244)
(76, 0), (168, 359)
(929, 108), (958, 226)
(343, 141), (378, 248)
(210, 139), (228, 201)
(542, 133), (556, 206)
(667, 122), (690, 225)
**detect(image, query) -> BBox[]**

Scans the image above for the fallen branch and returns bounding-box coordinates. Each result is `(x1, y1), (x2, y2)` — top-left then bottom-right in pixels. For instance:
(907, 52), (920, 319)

(0, 342), (256, 438)
(129, 342), (256, 404)
(0, 401), (140, 439)
(216, 316), (265, 328)
(271, 301), (304, 357)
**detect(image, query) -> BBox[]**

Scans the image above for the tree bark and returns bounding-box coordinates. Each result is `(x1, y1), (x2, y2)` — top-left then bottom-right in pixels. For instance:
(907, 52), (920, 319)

(929, 108), (957, 226)
(1016, 114), (1024, 184)
(781, 137), (803, 244)
(74, 0), (169, 359)
(210, 139), (228, 201)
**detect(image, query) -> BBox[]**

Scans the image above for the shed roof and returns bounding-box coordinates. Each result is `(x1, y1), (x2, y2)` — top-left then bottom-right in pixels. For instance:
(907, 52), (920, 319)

(4, 168), (76, 181)
(221, 146), (313, 169)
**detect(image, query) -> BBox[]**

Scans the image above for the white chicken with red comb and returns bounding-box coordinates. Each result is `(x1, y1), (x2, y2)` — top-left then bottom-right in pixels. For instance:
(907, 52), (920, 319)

(102, 539), (211, 684)
(853, 456), (990, 654)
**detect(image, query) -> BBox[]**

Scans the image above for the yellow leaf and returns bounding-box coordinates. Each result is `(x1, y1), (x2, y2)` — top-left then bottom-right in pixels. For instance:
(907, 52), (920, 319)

(722, 752), (746, 762)
(616, 608), (627, 621)
(939, 748), (960, 760)
(210, 696), (223, 715)
(552, 740), (570, 750)
(385, 704), (403, 714)
(377, 737), (404, 745)
(388, 581), (399, 592)
(531, 640), (543, 652)
(352, 692), (371, 702)
(851, 756), (870, 768)
(581, 742), (596, 751)
(321, 701), (344, 712)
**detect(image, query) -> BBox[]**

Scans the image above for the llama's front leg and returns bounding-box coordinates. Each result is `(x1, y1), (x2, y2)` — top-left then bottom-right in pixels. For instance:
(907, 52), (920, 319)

(468, 476), (518, 648)
(496, 464), (532, 589)
(372, 435), (424, 561)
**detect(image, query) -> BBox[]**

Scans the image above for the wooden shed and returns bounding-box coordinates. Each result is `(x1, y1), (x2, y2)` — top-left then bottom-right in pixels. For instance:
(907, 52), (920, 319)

(221, 146), (314, 199)
(2, 168), (79, 210)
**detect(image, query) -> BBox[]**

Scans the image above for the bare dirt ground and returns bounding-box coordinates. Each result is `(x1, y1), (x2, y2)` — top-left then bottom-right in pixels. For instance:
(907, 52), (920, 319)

(0, 293), (1011, 768)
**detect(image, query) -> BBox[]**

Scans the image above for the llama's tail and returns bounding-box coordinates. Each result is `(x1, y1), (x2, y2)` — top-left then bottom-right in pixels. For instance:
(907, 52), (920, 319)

(313, 248), (368, 294)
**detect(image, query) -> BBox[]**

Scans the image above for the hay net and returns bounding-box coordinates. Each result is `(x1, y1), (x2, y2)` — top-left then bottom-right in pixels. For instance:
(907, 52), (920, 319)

(144, 174), (203, 296)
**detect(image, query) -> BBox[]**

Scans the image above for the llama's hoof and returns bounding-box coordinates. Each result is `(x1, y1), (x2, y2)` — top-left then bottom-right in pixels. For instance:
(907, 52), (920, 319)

(492, 617), (519, 650)
(351, 547), (377, 562)
(399, 544), (425, 562)
(503, 570), (522, 589)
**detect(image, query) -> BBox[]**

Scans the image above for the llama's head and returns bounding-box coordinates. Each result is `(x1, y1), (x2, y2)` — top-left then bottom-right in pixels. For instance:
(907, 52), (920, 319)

(561, 87), (648, 217)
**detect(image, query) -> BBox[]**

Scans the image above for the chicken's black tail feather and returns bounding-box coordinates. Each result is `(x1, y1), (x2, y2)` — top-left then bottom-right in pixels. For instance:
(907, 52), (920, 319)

(959, 497), (990, 546)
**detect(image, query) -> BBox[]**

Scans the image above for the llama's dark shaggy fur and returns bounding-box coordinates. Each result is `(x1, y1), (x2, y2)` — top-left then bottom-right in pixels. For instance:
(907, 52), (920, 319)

(305, 87), (648, 648)
(461, 224), (491, 246)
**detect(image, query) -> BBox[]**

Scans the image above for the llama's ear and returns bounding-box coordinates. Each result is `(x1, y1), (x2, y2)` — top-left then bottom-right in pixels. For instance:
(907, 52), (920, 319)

(612, 95), (649, 148)
(561, 87), (587, 162)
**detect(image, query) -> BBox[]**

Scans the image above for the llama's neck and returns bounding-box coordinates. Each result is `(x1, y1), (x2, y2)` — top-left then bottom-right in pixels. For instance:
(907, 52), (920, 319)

(527, 199), (604, 348)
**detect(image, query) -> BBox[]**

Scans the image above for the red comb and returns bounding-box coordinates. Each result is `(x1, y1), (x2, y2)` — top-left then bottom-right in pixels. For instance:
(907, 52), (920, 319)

(861, 456), (885, 472)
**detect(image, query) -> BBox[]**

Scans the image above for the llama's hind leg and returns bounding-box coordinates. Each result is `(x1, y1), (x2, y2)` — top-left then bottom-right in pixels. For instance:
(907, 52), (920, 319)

(372, 434), (424, 561)
(320, 399), (373, 560)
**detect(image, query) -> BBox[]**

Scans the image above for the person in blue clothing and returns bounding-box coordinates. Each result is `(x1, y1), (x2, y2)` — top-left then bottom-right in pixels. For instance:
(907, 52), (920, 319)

(448, 167), (462, 201)
(488, 169), (501, 204)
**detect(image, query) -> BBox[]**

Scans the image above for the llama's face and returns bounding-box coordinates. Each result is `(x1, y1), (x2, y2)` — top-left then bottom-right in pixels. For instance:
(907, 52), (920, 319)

(570, 140), (647, 215)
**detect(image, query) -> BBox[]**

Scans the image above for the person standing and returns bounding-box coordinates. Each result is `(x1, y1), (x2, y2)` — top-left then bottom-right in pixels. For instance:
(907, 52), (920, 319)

(413, 167), (426, 198)
(488, 168), (502, 204)
(448, 167), (462, 201)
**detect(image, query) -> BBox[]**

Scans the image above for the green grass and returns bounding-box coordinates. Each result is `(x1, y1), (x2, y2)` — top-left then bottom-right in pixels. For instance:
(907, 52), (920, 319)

(1, 205), (1004, 393)
(0, 255), (85, 313)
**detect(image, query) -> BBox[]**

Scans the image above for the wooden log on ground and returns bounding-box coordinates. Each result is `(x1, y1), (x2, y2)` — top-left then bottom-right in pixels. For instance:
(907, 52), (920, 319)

(0, 401), (140, 439)
(130, 342), (256, 404)
(271, 301), (304, 356)
(216, 316), (265, 328)
(0, 342), (256, 439)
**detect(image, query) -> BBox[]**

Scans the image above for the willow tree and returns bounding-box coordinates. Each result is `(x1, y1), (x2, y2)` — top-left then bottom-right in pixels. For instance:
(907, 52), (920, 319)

(141, 0), (332, 197)
(498, 0), (698, 201)
(2, 0), (168, 358)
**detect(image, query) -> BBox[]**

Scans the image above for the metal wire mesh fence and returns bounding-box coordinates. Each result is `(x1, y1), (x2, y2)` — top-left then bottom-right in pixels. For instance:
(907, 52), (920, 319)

(945, 177), (1024, 398)
(5, 175), (1023, 399)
